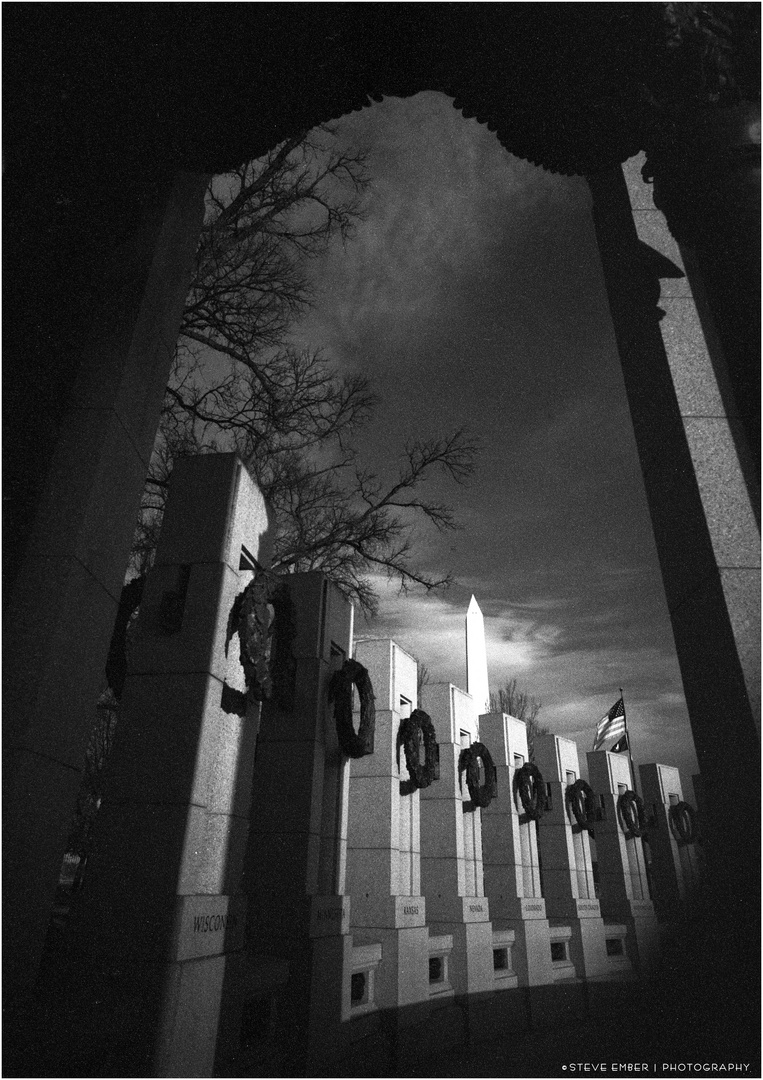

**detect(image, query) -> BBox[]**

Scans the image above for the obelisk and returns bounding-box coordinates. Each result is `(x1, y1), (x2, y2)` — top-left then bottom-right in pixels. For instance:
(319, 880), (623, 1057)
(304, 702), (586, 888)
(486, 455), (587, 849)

(465, 595), (490, 715)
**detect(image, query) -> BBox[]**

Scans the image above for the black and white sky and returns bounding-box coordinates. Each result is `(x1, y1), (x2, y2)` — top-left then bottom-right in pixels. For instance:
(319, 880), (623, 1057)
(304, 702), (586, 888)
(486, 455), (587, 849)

(290, 92), (698, 784)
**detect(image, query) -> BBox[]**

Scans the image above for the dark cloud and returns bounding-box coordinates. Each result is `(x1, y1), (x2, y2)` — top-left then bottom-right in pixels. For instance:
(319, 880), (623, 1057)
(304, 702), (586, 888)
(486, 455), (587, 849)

(291, 92), (699, 785)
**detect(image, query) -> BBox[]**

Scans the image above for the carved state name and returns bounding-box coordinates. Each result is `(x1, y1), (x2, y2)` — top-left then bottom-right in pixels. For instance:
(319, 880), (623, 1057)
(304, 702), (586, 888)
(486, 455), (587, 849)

(193, 913), (238, 933)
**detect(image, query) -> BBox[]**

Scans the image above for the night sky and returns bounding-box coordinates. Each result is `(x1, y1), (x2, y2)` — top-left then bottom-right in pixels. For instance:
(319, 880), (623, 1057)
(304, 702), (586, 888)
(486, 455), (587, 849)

(291, 92), (698, 785)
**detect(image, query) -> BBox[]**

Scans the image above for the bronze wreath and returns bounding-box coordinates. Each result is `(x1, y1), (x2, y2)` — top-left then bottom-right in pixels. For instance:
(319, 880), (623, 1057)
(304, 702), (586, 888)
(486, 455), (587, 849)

(328, 659), (375, 758)
(513, 763), (546, 820)
(617, 790), (647, 838)
(225, 568), (275, 702)
(668, 801), (697, 845)
(458, 741), (498, 808)
(397, 709), (440, 789)
(566, 778), (597, 832)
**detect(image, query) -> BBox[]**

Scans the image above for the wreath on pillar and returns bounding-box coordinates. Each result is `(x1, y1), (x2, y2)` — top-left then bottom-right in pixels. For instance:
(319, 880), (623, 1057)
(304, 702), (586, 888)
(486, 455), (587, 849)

(328, 658), (375, 758)
(397, 709), (440, 789)
(668, 801), (698, 845)
(566, 778), (597, 833)
(458, 741), (498, 809)
(617, 789), (647, 838)
(225, 568), (275, 702)
(512, 763), (546, 820)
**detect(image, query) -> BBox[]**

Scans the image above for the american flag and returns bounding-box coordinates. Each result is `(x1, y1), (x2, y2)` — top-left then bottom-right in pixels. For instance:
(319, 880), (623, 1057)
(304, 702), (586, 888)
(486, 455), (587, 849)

(592, 697), (626, 751)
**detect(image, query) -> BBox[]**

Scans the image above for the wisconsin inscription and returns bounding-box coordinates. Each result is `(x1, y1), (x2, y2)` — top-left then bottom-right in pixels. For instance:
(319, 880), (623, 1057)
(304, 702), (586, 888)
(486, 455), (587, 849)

(193, 913), (237, 933)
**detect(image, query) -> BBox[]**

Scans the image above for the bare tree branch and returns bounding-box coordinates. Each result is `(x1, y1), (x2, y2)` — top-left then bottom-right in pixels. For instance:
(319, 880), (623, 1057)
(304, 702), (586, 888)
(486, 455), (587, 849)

(489, 678), (550, 762)
(134, 126), (479, 614)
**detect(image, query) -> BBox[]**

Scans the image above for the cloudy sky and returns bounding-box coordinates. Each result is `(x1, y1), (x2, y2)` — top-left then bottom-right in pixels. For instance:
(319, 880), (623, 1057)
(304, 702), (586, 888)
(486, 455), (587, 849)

(290, 92), (698, 784)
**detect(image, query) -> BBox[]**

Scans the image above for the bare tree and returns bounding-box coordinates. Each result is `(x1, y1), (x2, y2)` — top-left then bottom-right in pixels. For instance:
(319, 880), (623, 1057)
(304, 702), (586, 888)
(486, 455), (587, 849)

(185, 125), (369, 362)
(263, 426), (478, 614)
(489, 678), (550, 761)
(136, 125), (479, 613)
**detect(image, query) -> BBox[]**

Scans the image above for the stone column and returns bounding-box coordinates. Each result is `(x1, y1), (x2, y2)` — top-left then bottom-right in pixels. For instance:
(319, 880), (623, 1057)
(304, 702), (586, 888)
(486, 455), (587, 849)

(587, 158), (759, 914)
(534, 735), (610, 980)
(346, 639), (430, 1010)
(480, 713), (554, 988)
(587, 751), (659, 972)
(420, 684), (495, 1000)
(639, 763), (701, 918)
(3, 171), (209, 993)
(241, 571), (355, 1063)
(65, 453), (271, 1077)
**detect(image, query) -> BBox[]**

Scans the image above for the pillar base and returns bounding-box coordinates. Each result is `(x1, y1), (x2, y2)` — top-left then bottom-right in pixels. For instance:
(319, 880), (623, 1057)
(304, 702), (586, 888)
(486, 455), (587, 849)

(427, 918), (495, 998)
(547, 906), (612, 981)
(493, 915), (555, 987)
(603, 899), (660, 973)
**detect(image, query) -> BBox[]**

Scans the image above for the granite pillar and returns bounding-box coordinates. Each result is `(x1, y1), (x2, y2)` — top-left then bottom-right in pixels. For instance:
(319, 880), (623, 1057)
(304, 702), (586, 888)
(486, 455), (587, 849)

(587, 158), (760, 915)
(65, 453), (271, 1077)
(420, 684), (495, 1000)
(534, 735), (610, 981)
(3, 171), (209, 993)
(480, 713), (554, 988)
(242, 571), (356, 1061)
(639, 763), (701, 917)
(347, 639), (430, 1010)
(587, 751), (659, 972)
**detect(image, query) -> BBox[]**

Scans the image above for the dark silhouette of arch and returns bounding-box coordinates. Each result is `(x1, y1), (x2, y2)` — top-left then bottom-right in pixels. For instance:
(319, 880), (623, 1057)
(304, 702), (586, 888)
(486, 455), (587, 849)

(3, 8), (759, 1072)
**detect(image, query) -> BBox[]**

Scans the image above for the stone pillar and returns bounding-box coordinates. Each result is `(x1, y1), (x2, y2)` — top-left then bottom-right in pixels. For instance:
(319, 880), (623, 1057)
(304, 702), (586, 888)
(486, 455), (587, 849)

(639, 763), (701, 918)
(241, 571), (355, 1062)
(480, 713), (554, 988)
(647, 103), (761, 473)
(346, 639), (430, 1010)
(420, 684), (495, 999)
(3, 171), (209, 993)
(587, 159), (759, 914)
(587, 751), (658, 972)
(534, 735), (610, 980)
(65, 453), (271, 1076)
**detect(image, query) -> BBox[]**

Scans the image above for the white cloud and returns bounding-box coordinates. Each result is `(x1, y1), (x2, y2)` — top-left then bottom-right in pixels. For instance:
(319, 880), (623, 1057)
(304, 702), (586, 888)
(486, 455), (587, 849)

(356, 575), (565, 689)
(307, 92), (585, 350)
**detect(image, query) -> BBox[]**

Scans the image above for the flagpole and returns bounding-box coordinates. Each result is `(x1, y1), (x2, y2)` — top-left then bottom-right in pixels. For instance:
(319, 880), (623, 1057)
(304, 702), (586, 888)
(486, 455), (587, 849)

(620, 687), (639, 796)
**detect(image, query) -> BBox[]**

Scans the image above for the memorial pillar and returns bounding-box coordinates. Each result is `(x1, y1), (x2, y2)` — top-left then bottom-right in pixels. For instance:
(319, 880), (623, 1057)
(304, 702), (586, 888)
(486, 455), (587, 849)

(587, 751), (659, 972)
(347, 639), (430, 1009)
(242, 571), (355, 1064)
(3, 172), (209, 992)
(480, 713), (554, 988)
(639, 763), (701, 918)
(420, 684), (495, 1000)
(534, 736), (610, 980)
(65, 453), (272, 1077)
(587, 157), (759, 913)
